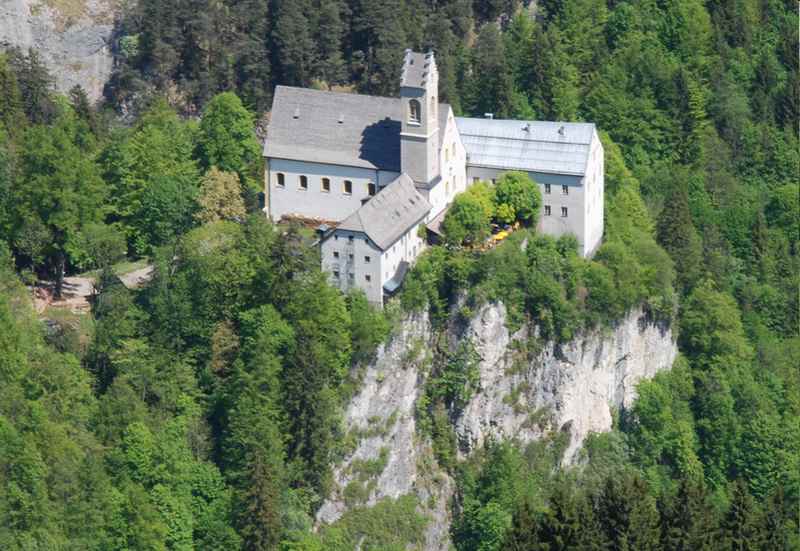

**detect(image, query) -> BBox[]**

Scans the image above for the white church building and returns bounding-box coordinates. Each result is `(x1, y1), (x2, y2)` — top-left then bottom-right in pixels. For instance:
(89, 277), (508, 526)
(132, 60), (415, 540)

(263, 50), (604, 305)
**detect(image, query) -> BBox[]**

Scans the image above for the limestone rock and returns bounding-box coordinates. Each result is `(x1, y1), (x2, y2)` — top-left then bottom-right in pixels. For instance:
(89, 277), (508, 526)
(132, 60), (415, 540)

(0, 0), (118, 101)
(317, 302), (677, 549)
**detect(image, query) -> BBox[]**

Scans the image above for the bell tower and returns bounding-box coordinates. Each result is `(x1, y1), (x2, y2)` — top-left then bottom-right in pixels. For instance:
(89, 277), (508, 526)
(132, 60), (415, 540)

(400, 50), (440, 186)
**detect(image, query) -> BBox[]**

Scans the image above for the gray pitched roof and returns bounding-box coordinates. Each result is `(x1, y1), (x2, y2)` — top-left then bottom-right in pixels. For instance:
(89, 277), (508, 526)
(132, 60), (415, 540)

(333, 174), (431, 251)
(400, 50), (435, 88)
(455, 118), (597, 176)
(264, 86), (451, 172)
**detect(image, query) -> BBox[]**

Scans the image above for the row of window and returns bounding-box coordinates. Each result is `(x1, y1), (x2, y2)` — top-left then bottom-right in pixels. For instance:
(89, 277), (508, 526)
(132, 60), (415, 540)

(544, 184), (569, 195)
(276, 173), (376, 196)
(333, 271), (372, 283)
(544, 205), (569, 217)
(469, 177), (570, 196)
(333, 252), (371, 263)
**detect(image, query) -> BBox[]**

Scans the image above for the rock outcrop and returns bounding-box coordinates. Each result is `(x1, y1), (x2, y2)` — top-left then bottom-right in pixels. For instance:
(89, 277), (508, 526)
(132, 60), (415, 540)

(0, 0), (117, 100)
(456, 302), (678, 463)
(317, 302), (677, 550)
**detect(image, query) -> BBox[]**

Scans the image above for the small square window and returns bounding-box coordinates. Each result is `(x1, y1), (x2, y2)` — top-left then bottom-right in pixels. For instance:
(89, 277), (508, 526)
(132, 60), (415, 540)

(368, 183), (376, 196)
(344, 180), (353, 194)
(299, 175), (308, 190)
(333, 251), (339, 259)
(333, 270), (340, 278)
(276, 173), (285, 188)
(322, 178), (331, 192)
(561, 207), (568, 217)
(348, 253), (354, 261)
(348, 236), (354, 243)
(545, 184), (551, 194)
(562, 185), (568, 195)
(364, 256), (371, 263)
(544, 205), (551, 216)
(365, 275), (371, 282)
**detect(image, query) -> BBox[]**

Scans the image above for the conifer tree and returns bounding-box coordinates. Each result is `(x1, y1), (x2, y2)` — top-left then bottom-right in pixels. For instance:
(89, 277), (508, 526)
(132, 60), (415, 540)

(656, 182), (703, 292)
(314, 0), (347, 85)
(660, 477), (718, 551)
(273, 0), (316, 87)
(596, 473), (660, 551)
(469, 23), (514, 119)
(721, 480), (765, 551)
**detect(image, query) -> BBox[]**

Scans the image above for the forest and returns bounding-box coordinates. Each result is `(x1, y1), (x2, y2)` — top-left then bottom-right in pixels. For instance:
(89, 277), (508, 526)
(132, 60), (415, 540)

(0, 0), (798, 549)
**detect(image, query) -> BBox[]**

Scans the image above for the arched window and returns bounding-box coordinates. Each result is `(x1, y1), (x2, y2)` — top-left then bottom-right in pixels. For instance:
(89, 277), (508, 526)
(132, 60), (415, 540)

(408, 99), (421, 124)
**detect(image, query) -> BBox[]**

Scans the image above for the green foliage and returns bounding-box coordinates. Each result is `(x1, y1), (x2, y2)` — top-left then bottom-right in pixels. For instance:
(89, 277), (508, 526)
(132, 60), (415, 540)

(312, 495), (427, 550)
(197, 92), (261, 178)
(493, 171), (541, 225)
(0, 1), (797, 548)
(442, 191), (492, 246)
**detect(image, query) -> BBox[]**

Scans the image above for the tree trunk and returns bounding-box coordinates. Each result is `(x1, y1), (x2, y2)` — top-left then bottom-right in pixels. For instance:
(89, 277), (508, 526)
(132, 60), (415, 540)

(54, 252), (66, 299)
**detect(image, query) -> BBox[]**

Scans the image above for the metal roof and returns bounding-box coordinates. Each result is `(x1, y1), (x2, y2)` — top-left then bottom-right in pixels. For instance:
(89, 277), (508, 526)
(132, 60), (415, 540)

(383, 261), (410, 294)
(455, 118), (597, 176)
(264, 85), (451, 172)
(332, 174), (431, 251)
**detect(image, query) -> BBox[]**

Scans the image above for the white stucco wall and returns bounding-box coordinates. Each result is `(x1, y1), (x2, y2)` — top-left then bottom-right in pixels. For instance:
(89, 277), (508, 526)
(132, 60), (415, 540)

(379, 222), (427, 288)
(266, 158), (400, 222)
(465, 165), (592, 256)
(321, 229), (384, 304)
(432, 109), (468, 219)
(582, 132), (604, 256)
(320, 220), (427, 306)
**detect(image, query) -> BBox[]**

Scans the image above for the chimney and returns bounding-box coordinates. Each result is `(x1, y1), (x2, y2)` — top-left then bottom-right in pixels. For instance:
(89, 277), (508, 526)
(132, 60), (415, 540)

(484, 113), (494, 120)
(522, 123), (531, 132)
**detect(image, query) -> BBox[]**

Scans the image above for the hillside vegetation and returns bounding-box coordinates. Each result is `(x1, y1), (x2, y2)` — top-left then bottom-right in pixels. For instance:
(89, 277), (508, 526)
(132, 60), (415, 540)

(0, 0), (797, 549)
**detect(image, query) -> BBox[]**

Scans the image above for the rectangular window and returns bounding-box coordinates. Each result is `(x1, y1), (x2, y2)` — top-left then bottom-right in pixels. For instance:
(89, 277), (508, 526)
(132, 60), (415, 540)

(545, 184), (551, 194)
(344, 180), (352, 194)
(368, 183), (376, 196)
(365, 275), (371, 282)
(562, 185), (568, 195)
(333, 251), (339, 259)
(561, 207), (568, 217)
(299, 175), (308, 190)
(348, 236), (354, 243)
(276, 173), (285, 188)
(348, 273), (354, 282)
(364, 256), (371, 263)
(491, 178), (496, 185)
(348, 253), (354, 261)
(333, 270), (340, 278)
(545, 205), (551, 216)
(322, 178), (331, 192)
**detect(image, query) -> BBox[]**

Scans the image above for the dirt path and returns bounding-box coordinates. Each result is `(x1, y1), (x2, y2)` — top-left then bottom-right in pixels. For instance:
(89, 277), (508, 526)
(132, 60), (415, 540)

(33, 265), (154, 314)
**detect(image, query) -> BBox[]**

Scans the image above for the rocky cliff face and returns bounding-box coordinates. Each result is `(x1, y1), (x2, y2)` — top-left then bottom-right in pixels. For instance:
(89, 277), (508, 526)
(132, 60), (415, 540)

(0, 0), (118, 100)
(317, 302), (677, 549)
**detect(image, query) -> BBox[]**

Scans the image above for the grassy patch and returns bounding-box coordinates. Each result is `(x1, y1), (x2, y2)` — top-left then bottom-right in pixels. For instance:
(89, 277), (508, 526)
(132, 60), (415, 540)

(317, 495), (428, 550)
(76, 257), (150, 280)
(41, 305), (95, 357)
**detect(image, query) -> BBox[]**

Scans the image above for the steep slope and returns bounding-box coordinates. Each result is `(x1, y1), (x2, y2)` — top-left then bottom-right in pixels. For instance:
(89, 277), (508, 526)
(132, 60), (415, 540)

(0, 0), (117, 100)
(317, 302), (677, 549)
